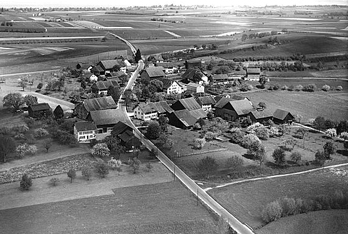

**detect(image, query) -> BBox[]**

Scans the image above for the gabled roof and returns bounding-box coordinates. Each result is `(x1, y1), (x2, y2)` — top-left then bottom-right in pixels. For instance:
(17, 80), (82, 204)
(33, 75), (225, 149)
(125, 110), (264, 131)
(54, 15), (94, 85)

(189, 109), (207, 119)
(214, 96), (247, 108)
(118, 129), (135, 142)
(196, 96), (216, 106)
(83, 96), (117, 112)
(228, 70), (246, 76)
(29, 103), (51, 112)
(181, 69), (203, 80)
(249, 110), (273, 120)
(113, 71), (127, 78)
(229, 99), (254, 116)
(142, 67), (165, 78)
(273, 109), (294, 120)
(112, 121), (132, 136)
(89, 109), (125, 126)
(94, 80), (119, 90)
(162, 79), (178, 89)
(136, 102), (158, 114)
(75, 121), (97, 132)
(152, 101), (174, 114)
(98, 60), (120, 70)
(172, 97), (201, 111)
(247, 67), (261, 74)
(171, 110), (197, 127)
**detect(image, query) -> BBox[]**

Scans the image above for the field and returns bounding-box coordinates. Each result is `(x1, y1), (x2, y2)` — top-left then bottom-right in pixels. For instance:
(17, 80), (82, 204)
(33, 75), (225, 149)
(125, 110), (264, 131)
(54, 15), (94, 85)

(257, 210), (348, 234)
(238, 89), (348, 122)
(0, 181), (219, 234)
(208, 166), (348, 229)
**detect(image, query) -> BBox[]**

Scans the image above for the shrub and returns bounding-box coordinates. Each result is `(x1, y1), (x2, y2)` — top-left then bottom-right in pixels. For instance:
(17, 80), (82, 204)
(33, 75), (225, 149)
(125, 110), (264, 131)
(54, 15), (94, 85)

(34, 128), (49, 138)
(322, 85), (330, 91)
(12, 125), (29, 134)
(14, 133), (25, 140)
(241, 134), (261, 148)
(107, 157), (122, 170)
(91, 143), (110, 158)
(193, 138), (206, 149)
(145, 162), (153, 172)
(198, 156), (218, 177)
(49, 178), (60, 186)
(272, 148), (286, 165)
(255, 126), (270, 140)
(20, 174), (32, 190)
(205, 131), (215, 141)
(314, 195), (333, 210)
(81, 166), (93, 180)
(279, 197), (297, 216)
(315, 150), (326, 166)
(323, 141), (336, 159)
(281, 85), (288, 90)
(226, 156), (244, 169)
(229, 130), (244, 144)
(339, 132), (348, 140)
(95, 161), (109, 178)
(290, 152), (302, 163)
(246, 122), (263, 134)
(67, 168), (76, 183)
(146, 121), (161, 139)
(303, 84), (317, 92)
(294, 85), (303, 91)
(272, 84), (280, 90)
(325, 128), (337, 138)
(129, 157), (141, 174)
(269, 127), (279, 137)
(261, 200), (283, 223)
(0, 127), (12, 135)
(287, 85), (294, 91)
(336, 86), (343, 91)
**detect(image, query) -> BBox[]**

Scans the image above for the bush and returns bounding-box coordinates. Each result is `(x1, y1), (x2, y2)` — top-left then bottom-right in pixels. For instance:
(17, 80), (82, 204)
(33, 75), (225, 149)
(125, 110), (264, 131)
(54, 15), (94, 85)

(226, 156), (244, 169)
(290, 152), (302, 163)
(241, 134), (261, 148)
(272, 84), (280, 90)
(205, 131), (215, 141)
(272, 148), (286, 165)
(49, 177), (60, 186)
(107, 157), (122, 170)
(20, 174), (32, 190)
(95, 161), (109, 178)
(322, 85), (330, 91)
(336, 86), (343, 91)
(146, 121), (161, 139)
(295, 85), (303, 91)
(279, 197), (297, 216)
(339, 132), (348, 140)
(287, 85), (294, 91)
(13, 125), (29, 134)
(229, 130), (244, 144)
(16, 143), (37, 158)
(255, 126), (270, 140)
(303, 84), (317, 92)
(91, 143), (110, 158)
(34, 128), (49, 138)
(261, 200), (283, 223)
(67, 168), (76, 183)
(81, 166), (93, 180)
(315, 150), (326, 166)
(193, 138), (206, 149)
(198, 156), (218, 177)
(325, 128), (337, 138)
(281, 85), (288, 90)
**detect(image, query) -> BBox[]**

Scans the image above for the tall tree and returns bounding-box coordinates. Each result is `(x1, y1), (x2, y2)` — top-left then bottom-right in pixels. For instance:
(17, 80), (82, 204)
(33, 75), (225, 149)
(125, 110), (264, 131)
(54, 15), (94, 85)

(135, 49), (142, 63)
(123, 89), (133, 108)
(3, 93), (25, 112)
(53, 105), (64, 119)
(0, 136), (16, 163)
(107, 85), (121, 103)
(24, 95), (38, 107)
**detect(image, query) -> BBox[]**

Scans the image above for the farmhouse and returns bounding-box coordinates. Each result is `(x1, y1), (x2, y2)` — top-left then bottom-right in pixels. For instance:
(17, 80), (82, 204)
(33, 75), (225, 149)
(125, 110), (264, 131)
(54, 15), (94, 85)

(249, 110), (273, 123)
(168, 109), (198, 129)
(140, 67), (166, 80)
(171, 97), (202, 111)
(74, 96), (117, 120)
(181, 69), (207, 84)
(228, 70), (246, 79)
(28, 103), (52, 119)
(112, 121), (140, 149)
(88, 109), (124, 139)
(152, 101), (174, 116)
(91, 80), (119, 95)
(97, 60), (121, 72)
(215, 99), (254, 121)
(159, 62), (178, 74)
(273, 109), (295, 124)
(74, 121), (97, 143)
(133, 102), (158, 121)
(186, 82), (204, 93)
(246, 67), (261, 81)
(196, 95), (216, 112)
(185, 58), (202, 69)
(162, 79), (183, 95)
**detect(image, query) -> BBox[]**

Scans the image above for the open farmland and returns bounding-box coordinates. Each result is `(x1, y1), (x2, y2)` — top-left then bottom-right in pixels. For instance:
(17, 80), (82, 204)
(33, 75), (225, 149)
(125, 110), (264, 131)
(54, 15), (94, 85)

(239, 89), (348, 122)
(0, 182), (219, 234)
(208, 165), (348, 229)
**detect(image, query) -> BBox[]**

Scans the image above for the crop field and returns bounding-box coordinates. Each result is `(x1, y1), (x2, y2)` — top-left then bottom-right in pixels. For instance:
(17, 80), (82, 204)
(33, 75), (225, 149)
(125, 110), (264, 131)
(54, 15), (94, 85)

(0, 182), (219, 234)
(240, 89), (348, 121)
(208, 165), (348, 229)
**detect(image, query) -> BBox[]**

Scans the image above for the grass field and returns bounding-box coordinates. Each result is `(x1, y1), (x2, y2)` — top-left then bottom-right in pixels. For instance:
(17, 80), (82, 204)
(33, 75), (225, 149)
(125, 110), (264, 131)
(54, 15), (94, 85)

(239, 89), (348, 122)
(209, 166), (348, 229)
(0, 181), (219, 234)
(256, 210), (348, 234)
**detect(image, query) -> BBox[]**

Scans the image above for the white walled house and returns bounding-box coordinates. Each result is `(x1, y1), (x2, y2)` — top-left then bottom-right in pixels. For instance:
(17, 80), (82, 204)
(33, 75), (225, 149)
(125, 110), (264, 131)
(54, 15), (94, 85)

(186, 82), (204, 93)
(196, 96), (216, 112)
(134, 103), (158, 121)
(74, 121), (97, 143)
(163, 79), (183, 95)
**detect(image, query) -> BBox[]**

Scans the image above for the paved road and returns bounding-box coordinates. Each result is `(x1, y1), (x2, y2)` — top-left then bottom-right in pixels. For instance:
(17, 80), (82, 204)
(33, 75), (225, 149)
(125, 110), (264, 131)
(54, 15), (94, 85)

(106, 32), (137, 56)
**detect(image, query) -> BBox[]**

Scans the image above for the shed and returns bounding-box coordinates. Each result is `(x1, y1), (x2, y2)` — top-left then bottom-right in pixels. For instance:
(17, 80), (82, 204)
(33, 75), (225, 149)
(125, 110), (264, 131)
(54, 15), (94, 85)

(28, 103), (52, 119)
(273, 109), (295, 124)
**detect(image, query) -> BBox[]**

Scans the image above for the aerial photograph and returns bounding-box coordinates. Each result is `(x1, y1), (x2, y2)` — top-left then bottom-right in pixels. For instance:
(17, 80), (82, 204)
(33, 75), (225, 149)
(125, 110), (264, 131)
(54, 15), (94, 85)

(0, 0), (347, 233)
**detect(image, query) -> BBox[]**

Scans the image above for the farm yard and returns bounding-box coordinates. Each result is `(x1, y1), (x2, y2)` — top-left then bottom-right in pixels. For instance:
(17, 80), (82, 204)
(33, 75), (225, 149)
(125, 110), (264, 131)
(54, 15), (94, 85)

(208, 165), (348, 229)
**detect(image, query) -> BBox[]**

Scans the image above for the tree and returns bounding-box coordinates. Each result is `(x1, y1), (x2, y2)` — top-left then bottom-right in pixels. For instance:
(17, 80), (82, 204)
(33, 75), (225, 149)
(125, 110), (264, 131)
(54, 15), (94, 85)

(158, 115), (169, 132)
(129, 157), (141, 174)
(226, 156), (244, 169)
(146, 121), (161, 139)
(44, 140), (52, 153)
(259, 76), (267, 88)
(258, 102), (266, 110)
(20, 174), (32, 190)
(81, 79), (86, 89)
(135, 49), (142, 63)
(248, 141), (266, 166)
(123, 89), (133, 107)
(81, 166), (93, 180)
(91, 143), (110, 158)
(3, 93), (25, 112)
(241, 34), (248, 41)
(103, 136), (125, 157)
(323, 142), (335, 159)
(53, 105), (64, 119)
(67, 168), (76, 183)
(19, 79), (27, 91)
(261, 200), (283, 223)
(315, 150), (326, 166)
(0, 136), (16, 163)
(24, 95), (38, 107)
(313, 116), (326, 130)
(272, 147), (286, 166)
(150, 79), (164, 92)
(290, 152), (302, 163)
(37, 83), (43, 90)
(49, 178), (60, 186)
(95, 161), (109, 178)
(198, 156), (218, 177)
(107, 85), (121, 103)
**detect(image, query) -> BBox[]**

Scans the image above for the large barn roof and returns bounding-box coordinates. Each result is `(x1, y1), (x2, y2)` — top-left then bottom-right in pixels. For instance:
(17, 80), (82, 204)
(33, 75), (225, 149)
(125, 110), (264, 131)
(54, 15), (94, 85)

(143, 67), (165, 78)
(173, 97), (201, 111)
(89, 109), (125, 126)
(83, 96), (117, 112)
(229, 99), (254, 116)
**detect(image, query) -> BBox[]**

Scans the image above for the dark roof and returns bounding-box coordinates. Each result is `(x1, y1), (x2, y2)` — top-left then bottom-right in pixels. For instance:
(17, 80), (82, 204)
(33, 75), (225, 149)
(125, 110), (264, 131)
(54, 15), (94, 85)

(143, 67), (165, 78)
(249, 110), (273, 120)
(118, 129), (135, 142)
(229, 99), (254, 116)
(171, 110), (197, 127)
(153, 101), (174, 114)
(181, 69), (202, 80)
(196, 96), (216, 106)
(112, 121), (132, 136)
(75, 121), (97, 132)
(162, 79), (177, 89)
(94, 80), (119, 90)
(29, 103), (51, 112)
(113, 71), (127, 78)
(172, 97), (201, 111)
(273, 109), (294, 120)
(89, 109), (125, 126)
(189, 109), (207, 119)
(83, 96), (117, 112)
(98, 60), (120, 70)
(247, 67), (261, 74)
